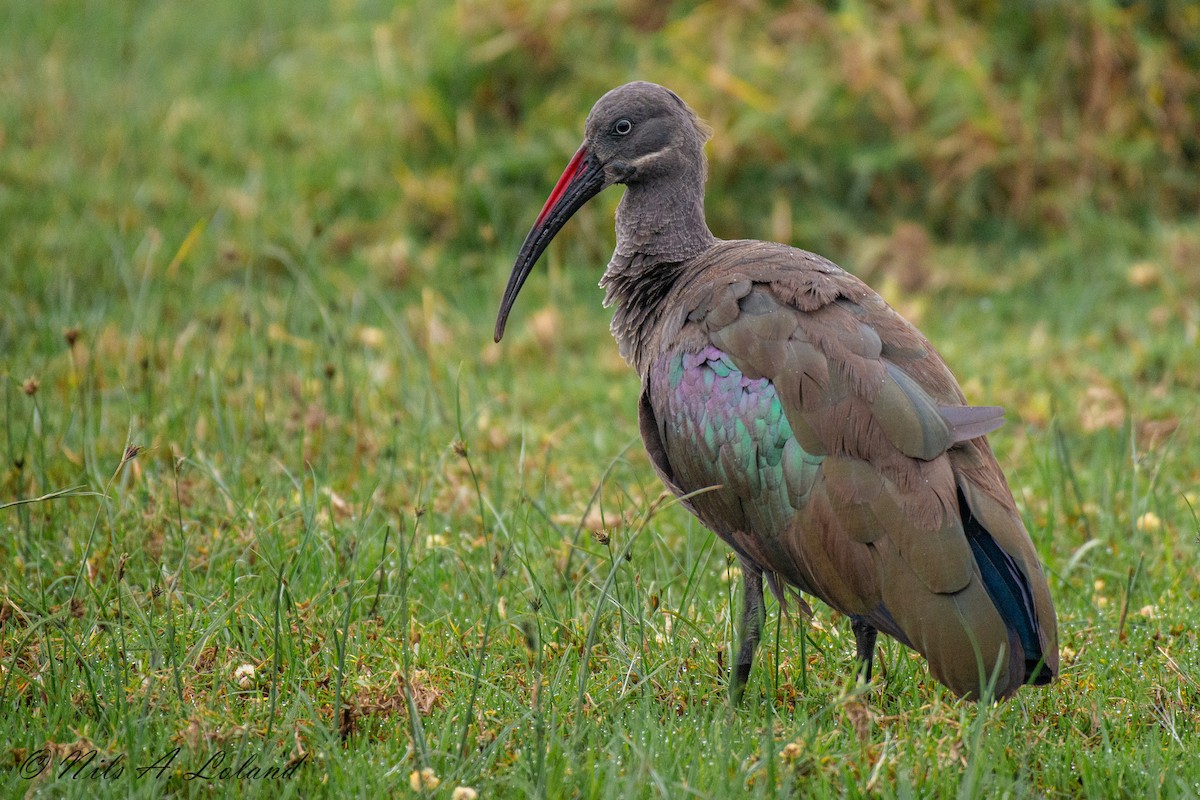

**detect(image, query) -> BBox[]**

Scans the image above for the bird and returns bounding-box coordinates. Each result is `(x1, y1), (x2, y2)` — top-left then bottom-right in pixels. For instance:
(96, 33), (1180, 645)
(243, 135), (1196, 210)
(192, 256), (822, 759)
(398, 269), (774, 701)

(494, 81), (1058, 701)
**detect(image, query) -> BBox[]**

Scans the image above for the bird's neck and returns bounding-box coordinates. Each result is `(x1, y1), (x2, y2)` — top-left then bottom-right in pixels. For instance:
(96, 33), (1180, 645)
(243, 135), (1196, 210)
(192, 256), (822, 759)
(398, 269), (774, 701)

(601, 176), (716, 372)
(612, 176), (716, 262)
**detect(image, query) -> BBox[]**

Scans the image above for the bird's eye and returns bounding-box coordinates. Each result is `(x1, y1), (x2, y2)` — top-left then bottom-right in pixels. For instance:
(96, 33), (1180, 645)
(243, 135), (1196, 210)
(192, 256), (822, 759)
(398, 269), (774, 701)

(613, 118), (633, 136)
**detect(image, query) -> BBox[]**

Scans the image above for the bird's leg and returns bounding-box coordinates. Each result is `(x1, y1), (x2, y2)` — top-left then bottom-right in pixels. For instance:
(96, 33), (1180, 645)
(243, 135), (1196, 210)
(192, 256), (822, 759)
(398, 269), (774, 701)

(731, 562), (765, 703)
(851, 617), (878, 684)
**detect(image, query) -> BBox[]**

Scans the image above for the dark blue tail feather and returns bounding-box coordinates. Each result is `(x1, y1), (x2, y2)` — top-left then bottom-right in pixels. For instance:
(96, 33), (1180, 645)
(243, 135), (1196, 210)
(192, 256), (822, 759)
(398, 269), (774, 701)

(958, 488), (1049, 685)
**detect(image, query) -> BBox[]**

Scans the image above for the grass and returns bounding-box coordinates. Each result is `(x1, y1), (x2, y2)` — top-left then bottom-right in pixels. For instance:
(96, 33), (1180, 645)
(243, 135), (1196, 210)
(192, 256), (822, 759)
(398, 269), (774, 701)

(2, 0), (1198, 797)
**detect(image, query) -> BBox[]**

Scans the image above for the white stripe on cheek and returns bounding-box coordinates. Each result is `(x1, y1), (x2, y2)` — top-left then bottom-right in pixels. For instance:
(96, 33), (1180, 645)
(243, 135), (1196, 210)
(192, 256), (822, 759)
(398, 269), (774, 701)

(627, 145), (671, 169)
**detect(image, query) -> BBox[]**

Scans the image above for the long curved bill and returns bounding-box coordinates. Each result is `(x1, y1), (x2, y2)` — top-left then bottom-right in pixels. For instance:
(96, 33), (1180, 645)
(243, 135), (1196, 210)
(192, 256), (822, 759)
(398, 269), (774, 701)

(494, 146), (606, 342)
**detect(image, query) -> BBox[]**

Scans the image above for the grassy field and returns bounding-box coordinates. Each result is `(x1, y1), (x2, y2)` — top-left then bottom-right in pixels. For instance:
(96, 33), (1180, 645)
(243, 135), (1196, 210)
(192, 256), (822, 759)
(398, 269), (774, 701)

(2, 1), (1199, 797)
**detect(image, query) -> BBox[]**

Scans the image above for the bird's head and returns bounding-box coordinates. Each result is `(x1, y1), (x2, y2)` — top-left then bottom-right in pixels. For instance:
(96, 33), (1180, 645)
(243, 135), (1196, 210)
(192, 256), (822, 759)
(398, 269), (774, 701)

(584, 81), (710, 186)
(494, 82), (709, 342)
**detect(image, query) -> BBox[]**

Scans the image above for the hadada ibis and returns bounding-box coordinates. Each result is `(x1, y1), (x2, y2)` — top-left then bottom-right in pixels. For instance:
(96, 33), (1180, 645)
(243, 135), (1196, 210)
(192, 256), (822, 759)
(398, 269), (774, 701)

(495, 81), (1058, 701)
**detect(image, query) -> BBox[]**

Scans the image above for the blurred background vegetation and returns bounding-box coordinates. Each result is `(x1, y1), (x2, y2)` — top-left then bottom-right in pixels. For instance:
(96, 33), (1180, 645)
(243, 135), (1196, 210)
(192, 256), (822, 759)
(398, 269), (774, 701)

(5, 1), (1199, 284)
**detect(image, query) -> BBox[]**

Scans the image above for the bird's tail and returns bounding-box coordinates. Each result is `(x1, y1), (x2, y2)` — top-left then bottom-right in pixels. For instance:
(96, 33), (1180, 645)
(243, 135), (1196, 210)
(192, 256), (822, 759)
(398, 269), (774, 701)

(959, 487), (1054, 686)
